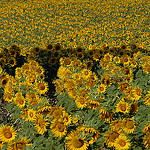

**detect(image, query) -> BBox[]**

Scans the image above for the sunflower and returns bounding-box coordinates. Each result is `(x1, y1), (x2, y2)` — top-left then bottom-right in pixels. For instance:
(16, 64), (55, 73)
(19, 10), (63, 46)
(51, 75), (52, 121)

(52, 50), (61, 59)
(76, 126), (100, 145)
(15, 72), (23, 79)
(52, 106), (64, 120)
(7, 137), (32, 150)
(143, 91), (150, 106)
(14, 92), (26, 108)
(0, 124), (17, 143)
(122, 118), (136, 133)
(85, 60), (93, 70)
(115, 100), (129, 114)
(64, 57), (72, 66)
(104, 128), (123, 148)
(81, 69), (92, 79)
(54, 43), (61, 51)
(75, 96), (87, 109)
(97, 84), (106, 93)
(121, 65), (132, 76)
(99, 109), (114, 122)
(48, 58), (57, 65)
(87, 49), (95, 58)
(110, 119), (123, 130)
(121, 55), (130, 66)
(27, 109), (36, 122)
(50, 121), (67, 138)
(1, 76), (9, 88)
(65, 131), (89, 150)
(113, 56), (121, 64)
(20, 108), (28, 120)
(57, 66), (67, 79)
(142, 62), (150, 74)
(46, 43), (53, 51)
(87, 99), (101, 110)
(142, 123), (150, 134)
(37, 106), (53, 117)
(7, 57), (16, 67)
(36, 81), (48, 95)
(21, 63), (30, 71)
(114, 134), (130, 150)
(143, 133), (150, 150)
(129, 58), (137, 68)
(34, 114), (49, 135)
(103, 53), (113, 61)
(93, 52), (100, 61)
(26, 91), (42, 106)
(3, 92), (14, 103)
(129, 102), (139, 113)
(131, 86), (142, 101)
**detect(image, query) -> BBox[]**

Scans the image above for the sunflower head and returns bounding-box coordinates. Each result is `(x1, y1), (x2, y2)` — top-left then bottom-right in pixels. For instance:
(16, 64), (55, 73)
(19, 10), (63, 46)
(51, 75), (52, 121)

(0, 124), (17, 143)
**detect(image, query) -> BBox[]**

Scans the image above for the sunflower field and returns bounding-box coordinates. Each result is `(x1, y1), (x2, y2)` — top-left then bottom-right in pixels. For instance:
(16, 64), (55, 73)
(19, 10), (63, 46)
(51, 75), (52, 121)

(0, 0), (150, 150)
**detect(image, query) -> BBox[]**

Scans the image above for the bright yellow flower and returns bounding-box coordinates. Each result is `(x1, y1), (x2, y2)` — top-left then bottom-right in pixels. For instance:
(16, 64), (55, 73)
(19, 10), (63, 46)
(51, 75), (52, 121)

(114, 134), (130, 150)
(0, 124), (17, 143)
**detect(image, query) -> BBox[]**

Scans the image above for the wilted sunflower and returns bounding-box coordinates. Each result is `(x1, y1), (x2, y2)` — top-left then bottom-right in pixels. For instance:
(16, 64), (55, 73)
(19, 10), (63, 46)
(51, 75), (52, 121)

(76, 126), (100, 145)
(143, 91), (150, 106)
(87, 99), (101, 110)
(37, 106), (53, 117)
(7, 137), (32, 150)
(65, 131), (89, 150)
(114, 134), (130, 150)
(35, 81), (48, 95)
(129, 102), (139, 113)
(99, 109), (114, 122)
(0, 124), (17, 143)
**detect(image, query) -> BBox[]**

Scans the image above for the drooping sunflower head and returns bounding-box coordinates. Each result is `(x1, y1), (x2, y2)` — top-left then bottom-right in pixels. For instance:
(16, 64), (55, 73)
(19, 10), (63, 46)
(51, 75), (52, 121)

(65, 131), (89, 150)
(7, 137), (32, 150)
(129, 102), (139, 113)
(0, 124), (17, 143)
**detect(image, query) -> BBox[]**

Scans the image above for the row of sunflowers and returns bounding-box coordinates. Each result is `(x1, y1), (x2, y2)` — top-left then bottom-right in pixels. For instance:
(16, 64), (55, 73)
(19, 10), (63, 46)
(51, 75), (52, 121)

(0, 42), (150, 150)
